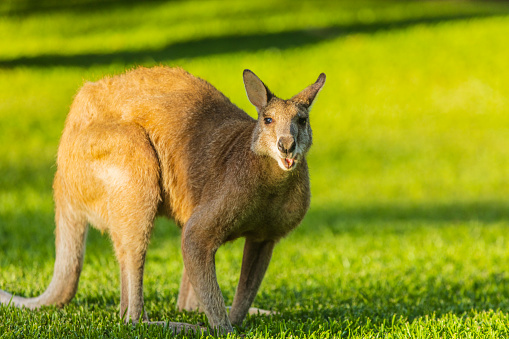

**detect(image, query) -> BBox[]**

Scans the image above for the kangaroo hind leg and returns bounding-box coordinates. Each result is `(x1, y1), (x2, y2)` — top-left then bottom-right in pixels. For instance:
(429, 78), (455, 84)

(95, 123), (162, 323)
(177, 266), (200, 312)
(110, 213), (155, 323)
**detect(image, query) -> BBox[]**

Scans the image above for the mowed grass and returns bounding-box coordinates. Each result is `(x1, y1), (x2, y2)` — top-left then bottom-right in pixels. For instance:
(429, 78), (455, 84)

(1, 0), (509, 337)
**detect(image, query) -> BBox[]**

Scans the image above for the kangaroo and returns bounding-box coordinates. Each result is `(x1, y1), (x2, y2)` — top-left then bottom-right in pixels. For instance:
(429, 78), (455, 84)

(0, 66), (325, 333)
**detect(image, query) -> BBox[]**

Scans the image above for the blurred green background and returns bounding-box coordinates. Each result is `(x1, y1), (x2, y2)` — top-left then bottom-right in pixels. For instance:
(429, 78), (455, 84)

(1, 0), (509, 337)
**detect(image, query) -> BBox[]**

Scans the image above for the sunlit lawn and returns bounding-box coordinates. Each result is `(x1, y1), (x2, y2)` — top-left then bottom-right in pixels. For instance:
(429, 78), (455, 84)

(1, 0), (509, 337)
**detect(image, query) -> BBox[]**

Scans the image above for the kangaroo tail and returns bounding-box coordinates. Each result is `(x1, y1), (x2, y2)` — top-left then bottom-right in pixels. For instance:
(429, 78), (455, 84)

(0, 206), (88, 309)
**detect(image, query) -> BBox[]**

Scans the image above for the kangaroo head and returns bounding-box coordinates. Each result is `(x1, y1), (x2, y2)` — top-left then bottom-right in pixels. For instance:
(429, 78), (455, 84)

(244, 70), (326, 171)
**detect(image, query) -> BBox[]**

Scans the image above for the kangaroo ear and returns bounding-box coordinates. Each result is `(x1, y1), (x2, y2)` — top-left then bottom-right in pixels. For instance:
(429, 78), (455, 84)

(291, 73), (326, 109)
(243, 69), (273, 112)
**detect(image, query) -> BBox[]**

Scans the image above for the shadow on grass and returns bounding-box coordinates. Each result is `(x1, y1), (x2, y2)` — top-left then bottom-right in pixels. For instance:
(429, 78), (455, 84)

(2, 11), (509, 69)
(2, 199), (508, 257)
(0, 210), (180, 256)
(0, 0), (168, 16)
(304, 200), (509, 233)
(0, 162), (55, 192)
(0, 211), (55, 257)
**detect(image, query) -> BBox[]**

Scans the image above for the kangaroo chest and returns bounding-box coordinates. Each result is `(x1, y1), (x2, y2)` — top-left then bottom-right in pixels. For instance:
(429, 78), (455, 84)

(225, 182), (310, 243)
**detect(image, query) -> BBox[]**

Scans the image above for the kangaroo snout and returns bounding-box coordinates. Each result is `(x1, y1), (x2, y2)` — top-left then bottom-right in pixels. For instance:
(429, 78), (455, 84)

(277, 136), (296, 155)
(277, 135), (298, 170)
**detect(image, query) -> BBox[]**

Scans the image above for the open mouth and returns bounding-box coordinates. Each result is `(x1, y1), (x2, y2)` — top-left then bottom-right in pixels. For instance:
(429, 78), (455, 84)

(280, 157), (296, 170)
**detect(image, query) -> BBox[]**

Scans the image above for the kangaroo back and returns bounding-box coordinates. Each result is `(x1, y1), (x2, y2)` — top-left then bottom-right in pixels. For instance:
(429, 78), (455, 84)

(62, 67), (253, 225)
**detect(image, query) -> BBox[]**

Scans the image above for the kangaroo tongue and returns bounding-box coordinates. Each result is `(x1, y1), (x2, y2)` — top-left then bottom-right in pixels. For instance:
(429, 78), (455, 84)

(285, 158), (294, 169)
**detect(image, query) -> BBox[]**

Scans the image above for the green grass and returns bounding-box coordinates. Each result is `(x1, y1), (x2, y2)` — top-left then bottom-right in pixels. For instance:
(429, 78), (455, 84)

(1, 0), (509, 337)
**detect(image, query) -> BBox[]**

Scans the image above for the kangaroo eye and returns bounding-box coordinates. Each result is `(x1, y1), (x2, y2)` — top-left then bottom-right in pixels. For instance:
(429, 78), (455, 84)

(264, 117), (273, 124)
(298, 117), (307, 125)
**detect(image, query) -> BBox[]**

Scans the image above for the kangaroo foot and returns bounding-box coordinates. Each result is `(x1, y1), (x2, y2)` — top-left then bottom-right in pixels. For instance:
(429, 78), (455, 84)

(226, 306), (278, 316)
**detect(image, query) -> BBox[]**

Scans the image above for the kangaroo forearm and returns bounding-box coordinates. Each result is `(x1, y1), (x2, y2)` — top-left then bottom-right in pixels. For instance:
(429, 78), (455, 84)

(181, 226), (233, 332)
(183, 259), (232, 332)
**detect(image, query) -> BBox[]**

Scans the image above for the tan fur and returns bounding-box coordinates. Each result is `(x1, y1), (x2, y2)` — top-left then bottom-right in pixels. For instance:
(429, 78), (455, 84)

(0, 66), (325, 333)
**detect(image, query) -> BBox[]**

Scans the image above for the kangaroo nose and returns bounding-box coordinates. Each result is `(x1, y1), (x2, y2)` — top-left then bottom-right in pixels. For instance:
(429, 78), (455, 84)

(277, 137), (296, 154)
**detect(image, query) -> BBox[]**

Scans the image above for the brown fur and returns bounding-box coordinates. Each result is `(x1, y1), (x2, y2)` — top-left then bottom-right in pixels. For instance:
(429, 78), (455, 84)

(0, 66), (325, 333)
